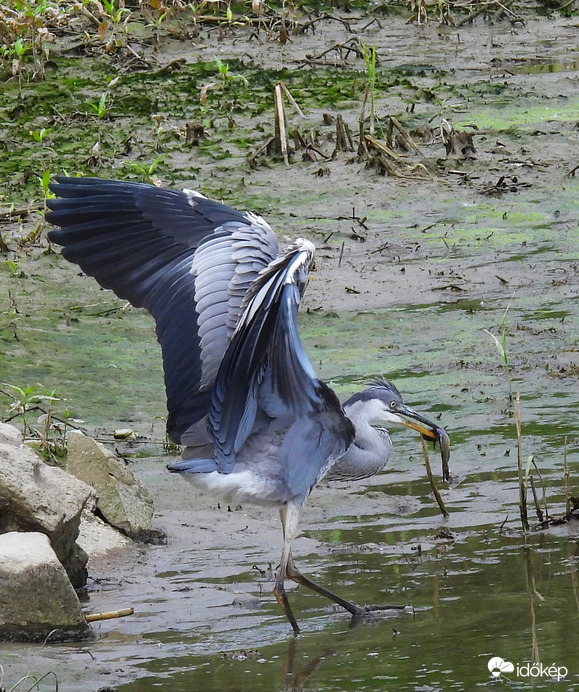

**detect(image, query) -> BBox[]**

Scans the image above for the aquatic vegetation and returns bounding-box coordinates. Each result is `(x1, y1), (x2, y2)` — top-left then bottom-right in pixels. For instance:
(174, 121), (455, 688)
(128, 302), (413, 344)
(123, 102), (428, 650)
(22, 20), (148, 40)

(0, 381), (80, 462)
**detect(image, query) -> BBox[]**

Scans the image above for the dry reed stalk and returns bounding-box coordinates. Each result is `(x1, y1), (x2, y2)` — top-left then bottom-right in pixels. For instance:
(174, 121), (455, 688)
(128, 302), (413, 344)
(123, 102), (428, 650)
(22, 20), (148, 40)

(515, 392), (529, 531)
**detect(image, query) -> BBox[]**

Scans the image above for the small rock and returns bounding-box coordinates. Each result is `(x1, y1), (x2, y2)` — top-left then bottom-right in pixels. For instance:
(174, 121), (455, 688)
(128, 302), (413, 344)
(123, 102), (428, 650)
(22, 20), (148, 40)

(67, 431), (154, 539)
(113, 428), (137, 440)
(0, 532), (93, 642)
(232, 596), (262, 610)
(0, 441), (95, 588)
(77, 509), (132, 559)
(0, 421), (22, 447)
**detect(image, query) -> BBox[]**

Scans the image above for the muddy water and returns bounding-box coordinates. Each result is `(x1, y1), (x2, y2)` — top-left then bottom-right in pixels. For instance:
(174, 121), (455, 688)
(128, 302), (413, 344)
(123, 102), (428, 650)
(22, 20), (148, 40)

(1, 7), (579, 692)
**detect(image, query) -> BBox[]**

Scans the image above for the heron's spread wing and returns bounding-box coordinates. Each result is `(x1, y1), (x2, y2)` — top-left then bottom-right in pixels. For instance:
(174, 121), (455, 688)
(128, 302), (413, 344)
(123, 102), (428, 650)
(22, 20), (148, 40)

(209, 239), (354, 496)
(46, 177), (278, 441)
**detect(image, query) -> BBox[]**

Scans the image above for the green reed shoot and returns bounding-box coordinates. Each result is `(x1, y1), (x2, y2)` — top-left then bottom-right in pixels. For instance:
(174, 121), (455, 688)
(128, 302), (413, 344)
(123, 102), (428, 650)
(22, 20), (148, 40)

(362, 42), (377, 135)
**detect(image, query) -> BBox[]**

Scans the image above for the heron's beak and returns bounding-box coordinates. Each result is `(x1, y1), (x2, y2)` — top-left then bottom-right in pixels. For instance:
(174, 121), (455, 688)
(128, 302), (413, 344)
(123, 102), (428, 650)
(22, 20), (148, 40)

(392, 403), (450, 481)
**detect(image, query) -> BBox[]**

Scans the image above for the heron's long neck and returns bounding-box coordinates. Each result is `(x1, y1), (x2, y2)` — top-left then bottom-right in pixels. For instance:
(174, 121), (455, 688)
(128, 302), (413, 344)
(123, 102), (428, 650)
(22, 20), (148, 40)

(324, 403), (392, 482)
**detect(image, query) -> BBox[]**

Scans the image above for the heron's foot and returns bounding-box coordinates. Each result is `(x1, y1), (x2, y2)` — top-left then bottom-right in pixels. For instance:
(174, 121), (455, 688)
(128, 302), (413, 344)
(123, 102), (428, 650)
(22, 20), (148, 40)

(349, 603), (414, 623)
(363, 603), (413, 613)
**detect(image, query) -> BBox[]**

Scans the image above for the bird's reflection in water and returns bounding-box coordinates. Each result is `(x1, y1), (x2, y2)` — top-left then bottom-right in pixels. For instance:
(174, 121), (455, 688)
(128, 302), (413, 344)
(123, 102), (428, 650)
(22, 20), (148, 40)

(281, 636), (334, 692)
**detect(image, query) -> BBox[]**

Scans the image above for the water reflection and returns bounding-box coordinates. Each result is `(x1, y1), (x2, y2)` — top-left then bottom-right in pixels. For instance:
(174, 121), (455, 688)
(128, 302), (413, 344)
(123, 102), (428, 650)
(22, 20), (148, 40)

(114, 528), (579, 692)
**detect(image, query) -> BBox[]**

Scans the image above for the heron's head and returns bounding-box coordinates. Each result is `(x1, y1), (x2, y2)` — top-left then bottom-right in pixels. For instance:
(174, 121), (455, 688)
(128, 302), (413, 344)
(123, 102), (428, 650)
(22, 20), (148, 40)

(343, 378), (450, 480)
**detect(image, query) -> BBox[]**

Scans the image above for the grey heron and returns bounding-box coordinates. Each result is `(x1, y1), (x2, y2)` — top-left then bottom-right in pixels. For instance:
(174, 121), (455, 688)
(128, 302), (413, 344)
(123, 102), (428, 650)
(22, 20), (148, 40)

(46, 176), (450, 634)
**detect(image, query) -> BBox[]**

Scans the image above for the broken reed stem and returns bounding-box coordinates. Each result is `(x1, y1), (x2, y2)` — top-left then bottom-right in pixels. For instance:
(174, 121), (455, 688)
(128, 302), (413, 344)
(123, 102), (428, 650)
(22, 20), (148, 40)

(564, 436), (571, 516)
(85, 607), (134, 623)
(358, 82), (370, 145)
(278, 82), (304, 118)
(274, 83), (289, 167)
(529, 476), (543, 524)
(421, 438), (448, 517)
(530, 457), (549, 523)
(364, 134), (403, 162)
(390, 116), (423, 156)
(515, 392), (529, 532)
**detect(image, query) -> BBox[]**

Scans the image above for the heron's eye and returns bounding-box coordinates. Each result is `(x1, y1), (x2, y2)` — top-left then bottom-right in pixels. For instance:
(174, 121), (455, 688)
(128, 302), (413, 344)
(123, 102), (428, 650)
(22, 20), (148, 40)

(390, 400), (397, 409)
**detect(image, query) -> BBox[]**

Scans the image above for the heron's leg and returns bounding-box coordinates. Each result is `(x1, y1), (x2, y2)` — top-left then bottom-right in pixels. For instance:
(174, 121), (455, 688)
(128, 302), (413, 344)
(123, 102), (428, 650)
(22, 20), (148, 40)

(276, 504), (409, 631)
(274, 504), (302, 635)
(286, 555), (410, 617)
(285, 551), (364, 617)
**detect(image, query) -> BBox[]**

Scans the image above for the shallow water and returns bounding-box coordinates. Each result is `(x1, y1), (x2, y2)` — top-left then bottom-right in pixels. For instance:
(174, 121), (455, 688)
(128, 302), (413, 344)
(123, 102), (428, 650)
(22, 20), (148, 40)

(114, 533), (578, 692)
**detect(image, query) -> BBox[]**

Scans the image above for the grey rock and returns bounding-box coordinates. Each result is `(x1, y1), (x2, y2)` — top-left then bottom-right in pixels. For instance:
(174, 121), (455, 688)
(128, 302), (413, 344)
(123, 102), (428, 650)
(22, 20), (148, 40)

(66, 431), (153, 539)
(78, 509), (132, 559)
(0, 421), (22, 447)
(0, 441), (94, 588)
(0, 532), (93, 642)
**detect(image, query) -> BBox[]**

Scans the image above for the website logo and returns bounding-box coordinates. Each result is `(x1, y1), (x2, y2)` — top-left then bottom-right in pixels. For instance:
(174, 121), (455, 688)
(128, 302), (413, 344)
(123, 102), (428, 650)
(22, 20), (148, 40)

(488, 657), (514, 679)
(488, 656), (568, 682)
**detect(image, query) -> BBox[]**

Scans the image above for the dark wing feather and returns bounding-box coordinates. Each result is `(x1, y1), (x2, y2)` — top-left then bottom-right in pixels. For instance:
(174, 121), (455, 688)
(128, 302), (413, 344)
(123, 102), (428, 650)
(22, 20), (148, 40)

(209, 239), (354, 497)
(46, 177), (278, 442)
(280, 383), (355, 500)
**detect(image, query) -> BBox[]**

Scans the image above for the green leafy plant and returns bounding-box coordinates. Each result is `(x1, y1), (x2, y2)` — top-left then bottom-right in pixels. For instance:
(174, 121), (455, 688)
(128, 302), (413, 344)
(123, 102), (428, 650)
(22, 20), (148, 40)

(1, 383), (59, 434)
(102, 0), (131, 24)
(484, 302), (512, 399)
(126, 155), (164, 183)
(13, 37), (32, 59)
(0, 382), (81, 463)
(215, 58), (249, 93)
(4, 258), (24, 278)
(29, 127), (50, 144)
(39, 169), (55, 200)
(89, 92), (111, 120)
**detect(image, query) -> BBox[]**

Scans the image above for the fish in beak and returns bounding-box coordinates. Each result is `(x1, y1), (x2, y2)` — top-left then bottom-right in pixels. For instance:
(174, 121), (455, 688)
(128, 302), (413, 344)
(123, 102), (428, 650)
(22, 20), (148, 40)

(391, 402), (450, 481)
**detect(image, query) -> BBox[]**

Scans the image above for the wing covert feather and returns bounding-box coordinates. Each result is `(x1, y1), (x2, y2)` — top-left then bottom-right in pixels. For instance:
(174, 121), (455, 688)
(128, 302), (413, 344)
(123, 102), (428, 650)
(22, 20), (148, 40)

(46, 176), (278, 443)
(208, 239), (353, 484)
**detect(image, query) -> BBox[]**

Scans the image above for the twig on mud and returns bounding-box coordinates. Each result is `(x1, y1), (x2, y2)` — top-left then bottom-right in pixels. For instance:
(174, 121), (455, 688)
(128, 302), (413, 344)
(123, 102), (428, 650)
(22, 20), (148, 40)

(457, 0), (518, 27)
(364, 134), (403, 163)
(0, 206), (42, 222)
(247, 136), (275, 167)
(421, 438), (449, 517)
(295, 14), (354, 34)
(278, 82), (304, 117)
(356, 17), (382, 32)
(85, 607), (134, 622)
(297, 37), (364, 67)
(481, 175), (531, 195)
(249, 81), (301, 167)
(337, 208), (369, 231)
(72, 0), (101, 28)
(358, 82), (370, 153)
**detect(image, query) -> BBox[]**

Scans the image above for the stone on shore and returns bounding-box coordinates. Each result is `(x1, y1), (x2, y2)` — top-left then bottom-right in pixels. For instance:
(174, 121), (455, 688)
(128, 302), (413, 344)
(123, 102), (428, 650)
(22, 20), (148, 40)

(78, 509), (132, 559)
(0, 421), (22, 447)
(66, 431), (154, 539)
(0, 532), (92, 643)
(0, 437), (94, 588)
